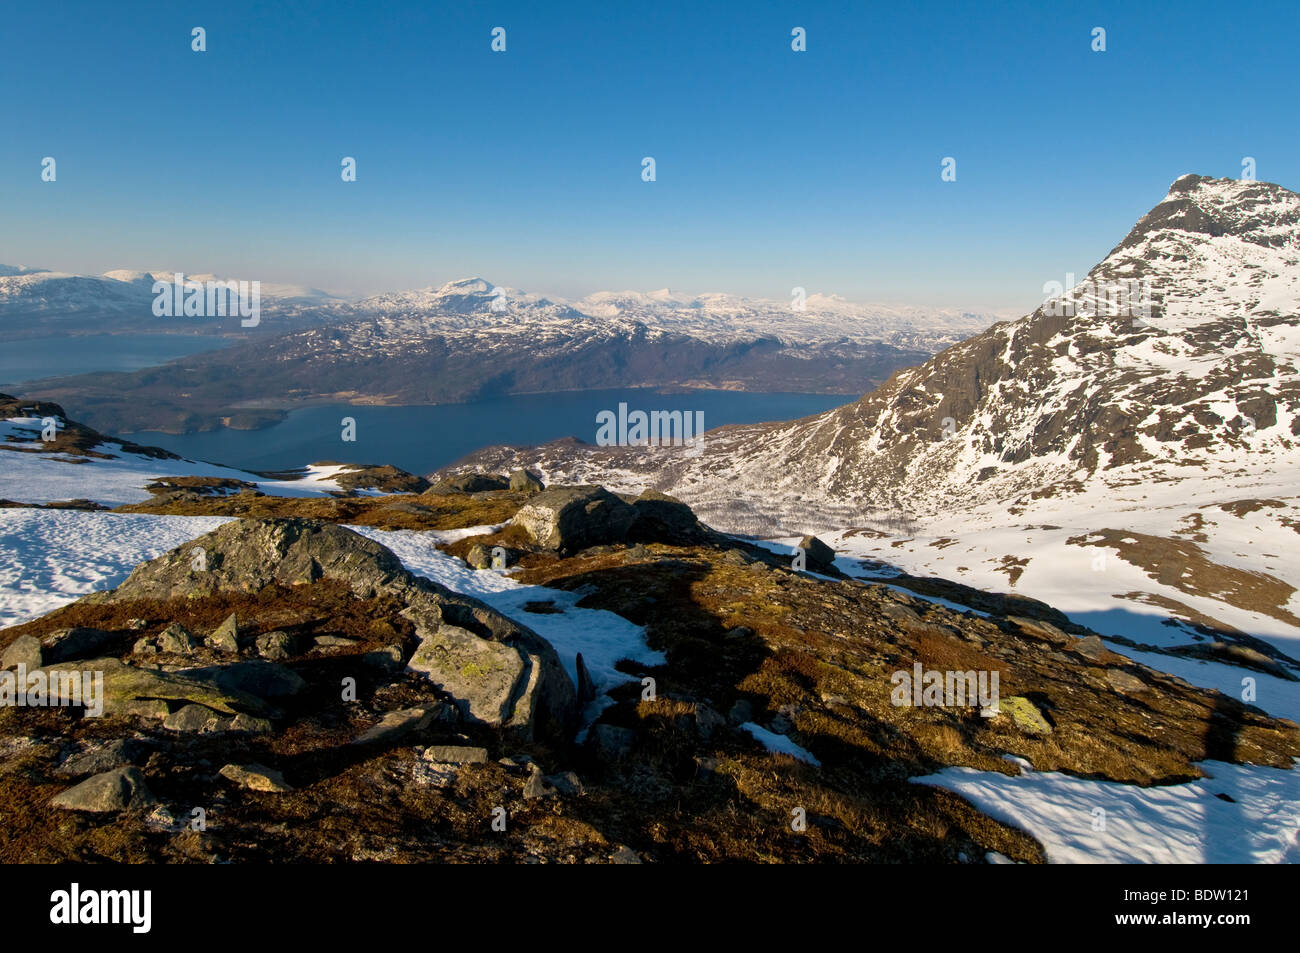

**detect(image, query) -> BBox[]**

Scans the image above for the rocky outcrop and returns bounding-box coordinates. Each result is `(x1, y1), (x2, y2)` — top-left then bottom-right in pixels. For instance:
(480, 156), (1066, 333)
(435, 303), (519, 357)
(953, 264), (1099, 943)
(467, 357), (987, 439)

(80, 518), (577, 741)
(424, 473), (510, 495)
(511, 485), (638, 554)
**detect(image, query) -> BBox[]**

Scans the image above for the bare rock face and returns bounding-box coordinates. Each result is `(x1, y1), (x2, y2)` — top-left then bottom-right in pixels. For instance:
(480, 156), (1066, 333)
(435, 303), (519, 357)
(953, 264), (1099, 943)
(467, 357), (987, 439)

(79, 518), (577, 742)
(50, 766), (155, 813)
(511, 485), (638, 555)
(424, 473), (510, 495)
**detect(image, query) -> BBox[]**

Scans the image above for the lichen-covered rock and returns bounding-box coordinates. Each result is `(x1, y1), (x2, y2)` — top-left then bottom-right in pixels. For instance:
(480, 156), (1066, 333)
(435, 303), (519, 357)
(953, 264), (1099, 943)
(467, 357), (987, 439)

(511, 485), (638, 554)
(509, 469), (545, 494)
(34, 518), (580, 743)
(50, 766), (155, 813)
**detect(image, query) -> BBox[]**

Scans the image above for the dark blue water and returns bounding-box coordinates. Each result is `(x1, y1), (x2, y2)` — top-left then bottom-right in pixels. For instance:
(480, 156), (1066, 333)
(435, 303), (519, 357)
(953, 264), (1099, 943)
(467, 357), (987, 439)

(134, 389), (850, 475)
(0, 333), (233, 391)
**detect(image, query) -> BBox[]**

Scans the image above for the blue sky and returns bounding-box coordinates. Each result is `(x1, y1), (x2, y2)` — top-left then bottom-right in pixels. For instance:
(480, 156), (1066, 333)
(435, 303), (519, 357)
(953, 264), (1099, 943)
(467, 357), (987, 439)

(1, 0), (1296, 310)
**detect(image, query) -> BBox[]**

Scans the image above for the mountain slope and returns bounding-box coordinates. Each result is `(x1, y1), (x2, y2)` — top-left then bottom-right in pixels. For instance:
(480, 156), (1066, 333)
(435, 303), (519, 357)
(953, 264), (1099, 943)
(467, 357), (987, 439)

(457, 175), (1300, 523)
(20, 277), (1005, 434)
(447, 175), (1300, 664)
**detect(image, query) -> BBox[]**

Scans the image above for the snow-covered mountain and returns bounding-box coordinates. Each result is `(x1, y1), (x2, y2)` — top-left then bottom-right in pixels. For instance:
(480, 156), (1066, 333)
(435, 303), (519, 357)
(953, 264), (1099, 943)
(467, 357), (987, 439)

(21, 273), (1008, 434)
(354, 277), (1003, 353)
(450, 175), (1300, 662)
(0, 268), (347, 336)
(460, 175), (1300, 518)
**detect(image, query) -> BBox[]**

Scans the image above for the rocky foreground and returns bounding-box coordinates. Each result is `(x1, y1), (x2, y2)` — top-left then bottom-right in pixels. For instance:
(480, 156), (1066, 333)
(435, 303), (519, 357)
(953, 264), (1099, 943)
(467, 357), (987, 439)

(1, 474), (1298, 863)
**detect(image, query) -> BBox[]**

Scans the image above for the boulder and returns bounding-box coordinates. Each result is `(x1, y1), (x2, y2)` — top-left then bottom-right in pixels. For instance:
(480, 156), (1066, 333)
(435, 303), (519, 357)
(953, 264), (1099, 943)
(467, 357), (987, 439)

(989, 696), (1053, 735)
(219, 763), (293, 793)
(509, 469), (545, 494)
(352, 705), (438, 746)
(423, 745), (489, 764)
(629, 489), (710, 544)
(159, 623), (199, 655)
(206, 613), (240, 653)
(54, 738), (147, 778)
(465, 544), (493, 570)
(407, 622), (573, 737)
(34, 657), (275, 718)
(50, 766), (155, 813)
(1, 634), (42, 671)
(164, 703), (231, 733)
(795, 535), (837, 574)
(511, 485), (638, 555)
(183, 660), (307, 701)
(425, 473), (509, 495)
(56, 518), (577, 743)
(575, 653), (597, 704)
(40, 627), (117, 664)
(255, 630), (297, 661)
(523, 766), (585, 799)
(1106, 669), (1148, 695)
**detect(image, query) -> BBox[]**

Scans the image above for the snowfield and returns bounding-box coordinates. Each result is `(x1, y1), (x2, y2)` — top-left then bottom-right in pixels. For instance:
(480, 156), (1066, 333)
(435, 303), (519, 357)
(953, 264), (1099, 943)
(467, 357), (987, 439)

(915, 758), (1300, 864)
(0, 504), (1294, 862)
(0, 510), (662, 726)
(0, 424), (355, 507)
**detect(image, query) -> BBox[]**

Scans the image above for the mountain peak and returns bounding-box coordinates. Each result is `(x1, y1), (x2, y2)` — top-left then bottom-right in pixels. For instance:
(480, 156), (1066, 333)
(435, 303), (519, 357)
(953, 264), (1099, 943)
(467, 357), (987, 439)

(435, 277), (496, 295)
(1113, 174), (1300, 255)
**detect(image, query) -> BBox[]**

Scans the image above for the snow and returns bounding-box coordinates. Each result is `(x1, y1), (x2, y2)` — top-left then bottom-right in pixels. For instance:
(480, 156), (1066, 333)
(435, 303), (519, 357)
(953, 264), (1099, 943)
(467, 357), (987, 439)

(0, 510), (663, 726)
(0, 424), (356, 507)
(0, 510), (233, 628)
(352, 527), (664, 710)
(915, 758), (1300, 864)
(740, 722), (821, 766)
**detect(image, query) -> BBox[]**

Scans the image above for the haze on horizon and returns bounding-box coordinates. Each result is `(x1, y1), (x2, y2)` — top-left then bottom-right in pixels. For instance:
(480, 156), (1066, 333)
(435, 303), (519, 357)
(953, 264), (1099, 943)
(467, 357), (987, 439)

(2, 0), (1296, 313)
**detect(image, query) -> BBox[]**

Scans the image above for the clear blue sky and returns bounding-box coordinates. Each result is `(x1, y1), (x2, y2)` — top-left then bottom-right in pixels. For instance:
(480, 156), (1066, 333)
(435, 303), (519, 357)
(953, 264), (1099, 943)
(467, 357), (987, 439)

(1, 0), (1296, 311)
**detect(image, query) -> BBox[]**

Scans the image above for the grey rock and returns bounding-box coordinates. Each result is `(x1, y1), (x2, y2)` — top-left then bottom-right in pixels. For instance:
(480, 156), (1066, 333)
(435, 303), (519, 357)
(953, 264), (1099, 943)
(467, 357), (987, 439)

(407, 621), (574, 739)
(206, 613), (240, 653)
(509, 469), (545, 494)
(727, 699), (755, 725)
(219, 762), (293, 792)
(523, 766), (585, 799)
(230, 713), (274, 733)
(426, 473), (509, 495)
(795, 535), (837, 573)
(255, 630), (296, 661)
(164, 703), (230, 732)
(422, 745), (489, 764)
(33, 657), (274, 718)
(1072, 635), (1110, 661)
(465, 544), (494, 570)
(40, 627), (117, 665)
(55, 518), (577, 743)
(352, 706), (438, 746)
(575, 652), (597, 704)
(312, 634), (360, 649)
(1106, 669), (1149, 694)
(185, 660), (307, 700)
(1, 634), (42, 671)
(362, 645), (404, 672)
(629, 489), (710, 544)
(694, 703), (726, 740)
(50, 766), (155, 813)
(54, 738), (146, 778)
(158, 622), (199, 655)
(511, 485), (638, 555)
